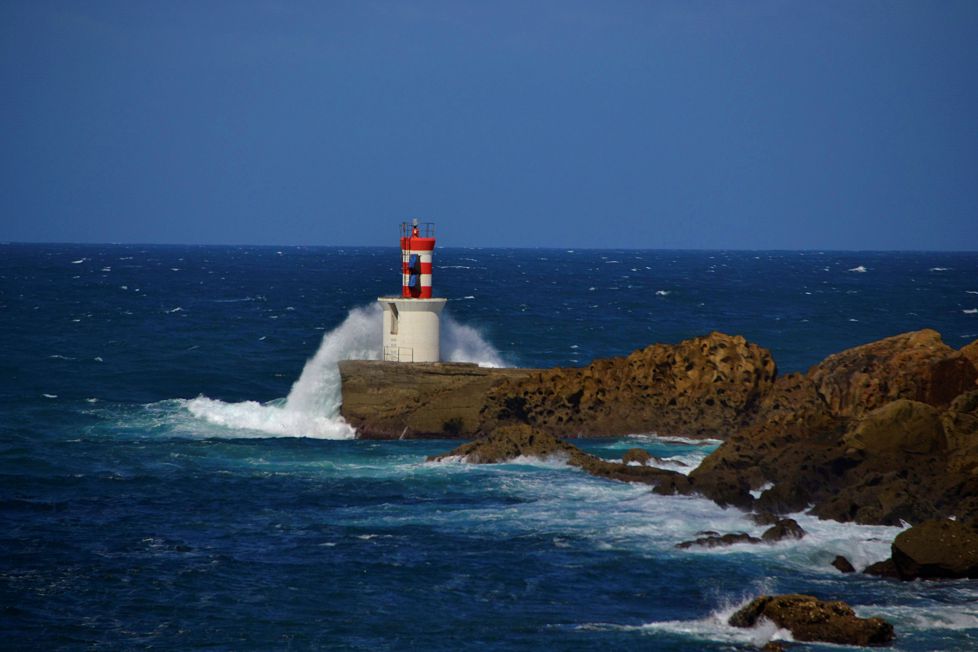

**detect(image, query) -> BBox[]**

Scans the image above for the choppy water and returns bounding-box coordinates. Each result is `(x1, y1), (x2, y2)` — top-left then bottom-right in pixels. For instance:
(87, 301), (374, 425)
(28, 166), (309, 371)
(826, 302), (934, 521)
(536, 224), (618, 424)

(2, 243), (977, 649)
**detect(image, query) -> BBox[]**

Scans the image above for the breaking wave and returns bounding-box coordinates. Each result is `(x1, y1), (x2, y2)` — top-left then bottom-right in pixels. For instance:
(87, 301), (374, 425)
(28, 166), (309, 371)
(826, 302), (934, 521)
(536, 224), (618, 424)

(179, 303), (505, 438)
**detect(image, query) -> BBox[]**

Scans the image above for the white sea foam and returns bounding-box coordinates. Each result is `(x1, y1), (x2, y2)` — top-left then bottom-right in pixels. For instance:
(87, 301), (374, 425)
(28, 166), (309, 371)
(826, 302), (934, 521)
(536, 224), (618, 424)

(930, 267), (950, 272)
(655, 290), (670, 296)
(964, 309), (977, 315)
(628, 597), (793, 647)
(848, 265), (867, 273)
(180, 303), (505, 438)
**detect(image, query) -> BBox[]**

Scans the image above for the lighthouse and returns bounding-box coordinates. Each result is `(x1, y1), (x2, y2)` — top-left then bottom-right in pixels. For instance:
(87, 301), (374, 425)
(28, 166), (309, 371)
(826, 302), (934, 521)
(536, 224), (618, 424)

(378, 219), (447, 362)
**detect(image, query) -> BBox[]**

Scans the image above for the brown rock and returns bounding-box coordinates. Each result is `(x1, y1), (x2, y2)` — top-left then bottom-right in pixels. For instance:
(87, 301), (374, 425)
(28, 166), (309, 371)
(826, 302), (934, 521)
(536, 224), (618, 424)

(961, 339), (978, 378)
(621, 448), (652, 465)
(728, 594), (894, 646)
(890, 519), (978, 579)
(426, 424), (584, 464)
(689, 373), (843, 512)
(761, 518), (806, 542)
(808, 329), (977, 419)
(864, 558), (901, 579)
(339, 361), (537, 439)
(427, 425), (688, 490)
(832, 555), (856, 573)
(480, 332), (776, 437)
(691, 367), (978, 526)
(676, 532), (761, 549)
(943, 390), (978, 474)
(843, 399), (946, 456)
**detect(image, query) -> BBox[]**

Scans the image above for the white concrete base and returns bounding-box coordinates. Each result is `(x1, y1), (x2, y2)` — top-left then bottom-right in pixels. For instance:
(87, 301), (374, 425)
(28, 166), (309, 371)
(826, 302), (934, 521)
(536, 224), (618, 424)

(378, 297), (447, 362)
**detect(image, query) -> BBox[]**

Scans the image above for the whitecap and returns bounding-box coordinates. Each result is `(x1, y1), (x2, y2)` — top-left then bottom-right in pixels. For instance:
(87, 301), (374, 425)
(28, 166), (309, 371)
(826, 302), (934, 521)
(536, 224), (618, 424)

(930, 267), (950, 272)
(655, 290), (670, 296)
(42, 393), (57, 398)
(71, 258), (85, 264)
(848, 265), (867, 273)
(101, 267), (111, 272)
(964, 309), (978, 315)
(167, 307), (183, 313)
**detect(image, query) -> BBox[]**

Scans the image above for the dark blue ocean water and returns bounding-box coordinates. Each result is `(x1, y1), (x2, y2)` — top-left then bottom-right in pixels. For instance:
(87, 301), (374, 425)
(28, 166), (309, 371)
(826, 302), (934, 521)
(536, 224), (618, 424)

(2, 243), (978, 650)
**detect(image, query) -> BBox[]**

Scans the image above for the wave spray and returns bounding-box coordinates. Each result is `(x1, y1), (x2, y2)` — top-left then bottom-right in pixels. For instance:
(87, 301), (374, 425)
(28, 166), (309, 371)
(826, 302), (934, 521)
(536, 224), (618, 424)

(182, 304), (504, 438)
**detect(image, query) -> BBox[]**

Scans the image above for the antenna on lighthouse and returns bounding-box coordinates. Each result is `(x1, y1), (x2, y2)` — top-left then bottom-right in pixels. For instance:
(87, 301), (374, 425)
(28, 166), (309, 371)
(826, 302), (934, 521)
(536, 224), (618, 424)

(378, 220), (447, 362)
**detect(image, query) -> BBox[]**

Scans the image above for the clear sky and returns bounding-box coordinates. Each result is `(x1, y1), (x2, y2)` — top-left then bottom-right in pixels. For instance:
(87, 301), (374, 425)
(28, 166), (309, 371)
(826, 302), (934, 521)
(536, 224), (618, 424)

(2, 1), (976, 250)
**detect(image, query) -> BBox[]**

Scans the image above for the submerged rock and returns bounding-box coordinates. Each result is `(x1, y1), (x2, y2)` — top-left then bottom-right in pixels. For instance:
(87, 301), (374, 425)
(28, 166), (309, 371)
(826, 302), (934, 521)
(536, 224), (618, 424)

(832, 555), (856, 573)
(761, 518), (806, 542)
(428, 424), (688, 489)
(426, 423), (584, 464)
(675, 519), (804, 549)
(675, 532), (761, 549)
(729, 594), (895, 647)
(621, 448), (652, 465)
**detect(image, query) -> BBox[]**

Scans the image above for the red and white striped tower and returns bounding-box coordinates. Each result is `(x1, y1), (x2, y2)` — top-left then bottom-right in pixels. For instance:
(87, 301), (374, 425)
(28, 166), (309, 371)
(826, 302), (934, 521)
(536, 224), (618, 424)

(401, 224), (435, 298)
(379, 219), (447, 362)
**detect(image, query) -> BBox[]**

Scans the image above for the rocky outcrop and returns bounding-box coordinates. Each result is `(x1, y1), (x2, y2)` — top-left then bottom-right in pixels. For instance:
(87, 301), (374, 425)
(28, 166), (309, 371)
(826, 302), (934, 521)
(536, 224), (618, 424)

(345, 329), (978, 526)
(729, 594), (894, 647)
(865, 519), (978, 580)
(808, 329), (976, 419)
(621, 448), (653, 465)
(960, 339), (978, 378)
(338, 361), (537, 439)
(676, 532), (760, 549)
(479, 332), (777, 438)
(675, 519), (804, 549)
(427, 424), (687, 489)
(340, 332), (776, 439)
(684, 332), (978, 526)
(761, 518), (806, 542)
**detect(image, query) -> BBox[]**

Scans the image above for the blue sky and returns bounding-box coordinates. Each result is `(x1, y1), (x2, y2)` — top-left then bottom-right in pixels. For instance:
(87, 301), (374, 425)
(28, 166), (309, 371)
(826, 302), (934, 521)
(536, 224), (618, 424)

(2, 1), (976, 249)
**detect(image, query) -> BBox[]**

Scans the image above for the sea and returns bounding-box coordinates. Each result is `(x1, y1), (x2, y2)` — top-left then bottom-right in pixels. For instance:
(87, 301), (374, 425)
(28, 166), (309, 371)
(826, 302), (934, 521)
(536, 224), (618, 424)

(2, 243), (978, 650)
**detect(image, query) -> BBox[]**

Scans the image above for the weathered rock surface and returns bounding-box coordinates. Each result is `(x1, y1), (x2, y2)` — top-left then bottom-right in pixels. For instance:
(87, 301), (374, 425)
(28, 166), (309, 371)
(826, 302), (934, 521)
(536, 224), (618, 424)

(345, 328), (978, 527)
(808, 329), (976, 419)
(427, 424), (688, 489)
(865, 519), (978, 580)
(338, 361), (536, 439)
(684, 331), (978, 526)
(676, 532), (761, 549)
(621, 448), (653, 465)
(761, 518), (806, 542)
(479, 332), (777, 438)
(675, 519), (804, 549)
(960, 339), (978, 378)
(728, 594), (895, 647)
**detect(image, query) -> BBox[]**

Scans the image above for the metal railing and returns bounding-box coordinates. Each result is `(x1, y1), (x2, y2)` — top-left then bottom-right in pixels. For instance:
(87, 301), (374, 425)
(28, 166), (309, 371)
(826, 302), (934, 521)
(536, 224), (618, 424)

(383, 345), (414, 362)
(400, 221), (435, 238)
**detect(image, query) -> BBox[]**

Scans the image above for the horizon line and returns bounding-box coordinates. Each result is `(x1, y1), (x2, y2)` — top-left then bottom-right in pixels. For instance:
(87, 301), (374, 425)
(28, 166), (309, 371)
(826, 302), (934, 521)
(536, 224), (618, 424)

(2, 240), (977, 254)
